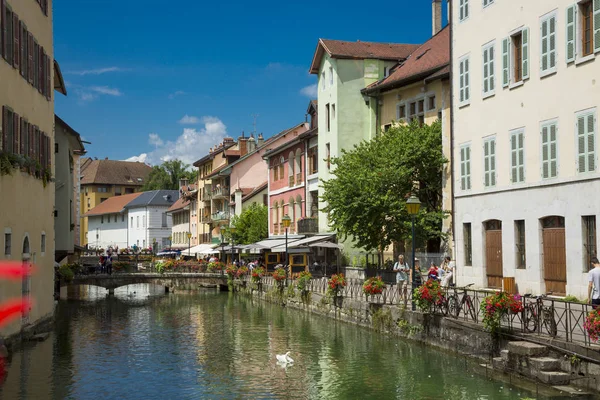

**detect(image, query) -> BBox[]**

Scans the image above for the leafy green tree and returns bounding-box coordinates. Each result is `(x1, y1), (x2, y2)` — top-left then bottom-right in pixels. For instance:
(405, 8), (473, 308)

(142, 159), (197, 190)
(230, 203), (268, 245)
(321, 120), (448, 252)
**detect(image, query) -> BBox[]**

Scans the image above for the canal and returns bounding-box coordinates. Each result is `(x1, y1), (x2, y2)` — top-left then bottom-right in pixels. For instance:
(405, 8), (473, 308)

(1, 285), (549, 399)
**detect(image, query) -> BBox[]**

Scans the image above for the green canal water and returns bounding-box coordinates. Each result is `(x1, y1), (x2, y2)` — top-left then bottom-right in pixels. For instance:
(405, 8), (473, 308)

(0, 285), (555, 399)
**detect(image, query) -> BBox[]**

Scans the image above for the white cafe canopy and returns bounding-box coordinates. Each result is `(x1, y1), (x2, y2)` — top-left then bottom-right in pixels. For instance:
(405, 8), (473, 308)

(182, 243), (217, 256)
(270, 235), (333, 253)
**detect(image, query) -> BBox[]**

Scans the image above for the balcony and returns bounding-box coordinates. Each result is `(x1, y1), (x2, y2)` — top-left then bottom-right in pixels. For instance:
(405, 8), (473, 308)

(212, 186), (230, 199)
(201, 214), (211, 223)
(297, 217), (319, 234)
(296, 173), (302, 186)
(288, 176), (294, 187)
(211, 211), (230, 222)
(202, 189), (212, 201)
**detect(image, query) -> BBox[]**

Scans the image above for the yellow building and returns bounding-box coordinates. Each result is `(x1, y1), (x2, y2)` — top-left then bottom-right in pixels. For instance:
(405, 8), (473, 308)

(362, 23), (453, 255)
(0, 0), (56, 338)
(79, 158), (152, 246)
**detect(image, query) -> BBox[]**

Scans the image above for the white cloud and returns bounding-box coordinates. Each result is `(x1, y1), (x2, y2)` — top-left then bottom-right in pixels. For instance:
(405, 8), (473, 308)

(126, 116), (228, 166)
(300, 84), (317, 98)
(168, 90), (185, 99)
(178, 115), (200, 125)
(89, 86), (122, 96)
(66, 67), (127, 76)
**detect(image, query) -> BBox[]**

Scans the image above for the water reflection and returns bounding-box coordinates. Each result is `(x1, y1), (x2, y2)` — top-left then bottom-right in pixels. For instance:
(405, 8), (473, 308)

(0, 286), (545, 399)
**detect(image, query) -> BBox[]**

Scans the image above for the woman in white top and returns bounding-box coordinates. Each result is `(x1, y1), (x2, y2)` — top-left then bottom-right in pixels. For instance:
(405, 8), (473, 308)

(441, 256), (455, 287)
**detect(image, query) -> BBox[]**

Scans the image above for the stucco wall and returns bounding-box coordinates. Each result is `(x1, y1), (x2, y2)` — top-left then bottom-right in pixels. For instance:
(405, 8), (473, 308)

(128, 206), (172, 250)
(87, 214), (128, 249)
(0, 0), (55, 337)
(452, 0), (600, 295)
(54, 125), (76, 255)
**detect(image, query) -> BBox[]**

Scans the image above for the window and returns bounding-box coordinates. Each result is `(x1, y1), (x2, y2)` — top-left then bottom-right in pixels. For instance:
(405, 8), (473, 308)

(397, 104), (406, 120)
(41, 233), (46, 254)
(100, 198), (108, 203)
(459, 0), (469, 21)
(458, 55), (470, 105)
(308, 147), (318, 174)
(383, 124), (392, 132)
(326, 143), (331, 169)
(510, 129), (525, 183)
(143, 215), (146, 228)
(273, 159), (279, 181)
(483, 137), (496, 187)
(137, 216), (139, 228)
(122, 214), (125, 222)
(321, 71), (325, 90)
(288, 151), (295, 186)
(107, 214), (110, 223)
(3, 3), (13, 65)
(332, 104), (335, 120)
(97, 187), (107, 193)
(515, 220), (526, 269)
(540, 12), (557, 75)
(329, 66), (333, 86)
(541, 120), (558, 179)
(566, 2), (600, 63)
(162, 213), (167, 228)
(463, 223), (472, 266)
(4, 231), (11, 256)
(101, 215), (104, 224)
(576, 110), (597, 173)
(583, 216), (597, 271)
(502, 28), (529, 87)
(279, 156), (284, 179)
(460, 145), (471, 190)
(131, 217), (133, 226)
(125, 188), (134, 194)
(325, 103), (330, 132)
(87, 198), (90, 209)
(483, 0), (493, 7)
(582, 1), (594, 57)
(408, 100), (425, 125)
(482, 42), (495, 97)
(428, 95), (436, 111)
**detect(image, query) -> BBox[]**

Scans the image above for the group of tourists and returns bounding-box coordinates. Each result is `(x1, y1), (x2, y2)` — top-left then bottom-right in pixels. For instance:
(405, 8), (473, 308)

(393, 255), (455, 303)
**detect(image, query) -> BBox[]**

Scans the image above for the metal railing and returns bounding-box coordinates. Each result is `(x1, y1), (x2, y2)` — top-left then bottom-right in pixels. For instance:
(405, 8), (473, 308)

(211, 211), (230, 221)
(212, 186), (230, 199)
(297, 218), (318, 234)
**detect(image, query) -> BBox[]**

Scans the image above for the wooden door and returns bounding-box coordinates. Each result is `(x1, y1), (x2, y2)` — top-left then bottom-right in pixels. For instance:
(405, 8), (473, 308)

(543, 228), (567, 295)
(486, 229), (503, 289)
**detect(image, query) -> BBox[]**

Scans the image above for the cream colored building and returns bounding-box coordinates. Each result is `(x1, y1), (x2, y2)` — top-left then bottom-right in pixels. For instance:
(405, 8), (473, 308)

(452, 0), (600, 296)
(0, 0), (55, 338)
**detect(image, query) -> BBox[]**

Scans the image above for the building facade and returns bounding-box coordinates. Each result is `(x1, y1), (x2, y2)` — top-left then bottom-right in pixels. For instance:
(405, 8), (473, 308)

(0, 0), (56, 337)
(85, 193), (141, 250)
(125, 190), (177, 250)
(452, 0), (600, 296)
(79, 158), (151, 246)
(54, 115), (85, 262)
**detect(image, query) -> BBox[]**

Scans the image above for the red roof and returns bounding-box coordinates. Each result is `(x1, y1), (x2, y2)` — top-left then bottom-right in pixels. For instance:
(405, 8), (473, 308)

(167, 196), (189, 213)
(310, 39), (420, 74)
(84, 192), (142, 217)
(363, 27), (449, 93)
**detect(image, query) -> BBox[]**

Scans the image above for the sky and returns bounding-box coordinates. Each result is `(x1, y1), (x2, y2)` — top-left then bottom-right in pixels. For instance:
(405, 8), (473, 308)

(54, 0), (439, 166)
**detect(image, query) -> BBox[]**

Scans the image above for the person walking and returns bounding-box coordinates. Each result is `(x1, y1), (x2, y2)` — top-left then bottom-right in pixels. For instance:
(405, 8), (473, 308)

(588, 257), (600, 309)
(393, 255), (409, 304)
(412, 259), (423, 287)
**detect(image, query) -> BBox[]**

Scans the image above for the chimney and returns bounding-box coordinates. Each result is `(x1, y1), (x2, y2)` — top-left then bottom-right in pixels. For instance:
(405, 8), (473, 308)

(223, 137), (234, 144)
(257, 133), (264, 148)
(238, 131), (248, 156)
(432, 0), (443, 36)
(179, 178), (189, 188)
(247, 134), (256, 153)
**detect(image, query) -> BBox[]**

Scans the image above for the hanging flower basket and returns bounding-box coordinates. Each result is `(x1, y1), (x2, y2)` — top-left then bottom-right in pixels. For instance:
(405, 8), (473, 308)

(328, 273), (347, 297)
(585, 309), (600, 342)
(412, 279), (443, 312)
(363, 276), (385, 297)
(480, 292), (523, 333)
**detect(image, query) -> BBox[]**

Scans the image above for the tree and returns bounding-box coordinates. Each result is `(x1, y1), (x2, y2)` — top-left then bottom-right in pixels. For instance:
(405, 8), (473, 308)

(321, 120), (448, 252)
(142, 159), (197, 190)
(230, 203), (269, 245)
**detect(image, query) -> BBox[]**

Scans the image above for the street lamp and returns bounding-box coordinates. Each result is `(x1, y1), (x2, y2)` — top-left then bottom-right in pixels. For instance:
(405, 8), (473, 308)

(230, 224), (236, 265)
(282, 215), (291, 266)
(406, 195), (421, 311)
(187, 232), (192, 257)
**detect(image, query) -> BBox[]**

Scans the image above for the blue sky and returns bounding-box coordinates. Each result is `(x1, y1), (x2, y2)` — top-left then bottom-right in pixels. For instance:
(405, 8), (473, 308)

(54, 0), (439, 166)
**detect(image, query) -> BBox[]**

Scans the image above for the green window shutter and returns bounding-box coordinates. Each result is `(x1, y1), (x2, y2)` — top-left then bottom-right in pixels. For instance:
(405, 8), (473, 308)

(522, 27), (530, 80)
(549, 16), (557, 68)
(459, 60), (464, 102)
(466, 147), (471, 189)
(541, 20), (548, 72)
(518, 132), (524, 182)
(484, 142), (490, 187)
(550, 124), (557, 177)
(502, 38), (509, 87)
(511, 135), (517, 182)
(594, 0), (600, 53)
(464, 0), (469, 19)
(588, 114), (596, 171)
(542, 126), (549, 179)
(464, 58), (470, 101)
(578, 116), (587, 172)
(483, 48), (489, 94)
(460, 148), (466, 190)
(489, 46), (495, 91)
(459, 0), (464, 21)
(490, 140), (496, 186)
(566, 5), (577, 63)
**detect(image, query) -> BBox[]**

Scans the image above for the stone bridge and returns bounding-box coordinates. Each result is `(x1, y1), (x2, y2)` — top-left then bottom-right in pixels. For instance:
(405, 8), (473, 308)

(63, 273), (229, 294)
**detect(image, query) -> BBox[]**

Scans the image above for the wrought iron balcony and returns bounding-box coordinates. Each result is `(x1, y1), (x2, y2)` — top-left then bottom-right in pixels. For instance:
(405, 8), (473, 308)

(212, 186), (230, 199)
(297, 217), (319, 234)
(211, 211), (230, 222)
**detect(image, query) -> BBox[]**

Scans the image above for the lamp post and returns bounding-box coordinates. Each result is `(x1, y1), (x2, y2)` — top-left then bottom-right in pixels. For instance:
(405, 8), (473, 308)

(230, 224), (236, 265)
(406, 195), (421, 311)
(282, 215), (291, 266)
(187, 232), (192, 257)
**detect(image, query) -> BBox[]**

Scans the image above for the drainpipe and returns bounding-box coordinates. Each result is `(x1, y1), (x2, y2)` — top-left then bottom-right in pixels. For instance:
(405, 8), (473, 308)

(449, 0), (456, 258)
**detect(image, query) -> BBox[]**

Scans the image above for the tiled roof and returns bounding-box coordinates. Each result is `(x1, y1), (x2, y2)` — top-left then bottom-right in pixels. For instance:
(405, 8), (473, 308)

(224, 149), (241, 157)
(363, 26), (449, 93)
(310, 39), (420, 74)
(83, 192), (142, 217)
(125, 190), (180, 208)
(80, 158), (152, 186)
(193, 142), (237, 167)
(167, 197), (190, 213)
(242, 182), (268, 203)
(204, 164), (230, 179)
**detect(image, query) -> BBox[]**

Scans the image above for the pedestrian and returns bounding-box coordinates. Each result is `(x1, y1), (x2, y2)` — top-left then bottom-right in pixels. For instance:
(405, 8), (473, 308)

(442, 256), (455, 287)
(588, 257), (600, 309)
(393, 255), (409, 304)
(99, 256), (106, 274)
(412, 259), (423, 287)
(427, 263), (439, 281)
(106, 256), (113, 275)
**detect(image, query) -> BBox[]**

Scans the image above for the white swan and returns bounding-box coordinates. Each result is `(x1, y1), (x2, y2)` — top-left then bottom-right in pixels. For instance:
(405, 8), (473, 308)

(276, 351), (293, 363)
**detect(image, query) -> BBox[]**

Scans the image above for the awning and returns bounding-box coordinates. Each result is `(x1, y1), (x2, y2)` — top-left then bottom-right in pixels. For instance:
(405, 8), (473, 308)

(309, 241), (343, 249)
(244, 237), (305, 252)
(271, 235), (332, 253)
(182, 243), (217, 256)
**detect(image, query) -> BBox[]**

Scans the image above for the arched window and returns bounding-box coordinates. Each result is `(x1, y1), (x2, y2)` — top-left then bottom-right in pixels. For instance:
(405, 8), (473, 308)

(273, 202), (279, 234)
(295, 195), (303, 223)
(279, 156), (285, 181)
(273, 159), (279, 181)
(288, 151), (295, 185)
(289, 197), (295, 222)
(295, 149), (301, 185)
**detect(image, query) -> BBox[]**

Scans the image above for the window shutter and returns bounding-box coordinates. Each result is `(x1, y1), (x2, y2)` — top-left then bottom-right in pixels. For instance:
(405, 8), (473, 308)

(490, 140), (496, 186)
(460, 148), (466, 190)
(542, 126), (549, 178)
(541, 20), (548, 72)
(19, 119), (24, 155)
(511, 134), (517, 182)
(549, 16), (557, 69)
(28, 124), (34, 160)
(19, 21), (24, 77)
(0, 0), (5, 61)
(594, 0), (600, 53)
(484, 141), (490, 187)
(459, 60), (464, 102)
(483, 49), (488, 94)
(518, 133), (524, 182)
(464, 0), (469, 19)
(588, 114), (596, 171)
(502, 38), (509, 87)
(466, 147), (471, 189)
(12, 112), (18, 154)
(464, 58), (470, 101)
(38, 46), (43, 93)
(578, 116), (587, 172)
(566, 5), (576, 63)
(12, 12), (18, 69)
(27, 32), (33, 83)
(46, 54), (51, 100)
(550, 124), (557, 177)
(521, 27), (530, 80)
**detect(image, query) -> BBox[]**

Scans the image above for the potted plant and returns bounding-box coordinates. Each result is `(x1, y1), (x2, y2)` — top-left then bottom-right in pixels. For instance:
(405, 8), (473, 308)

(585, 309), (600, 342)
(413, 279), (443, 312)
(480, 291), (524, 334)
(363, 276), (385, 301)
(273, 268), (287, 289)
(328, 273), (347, 307)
